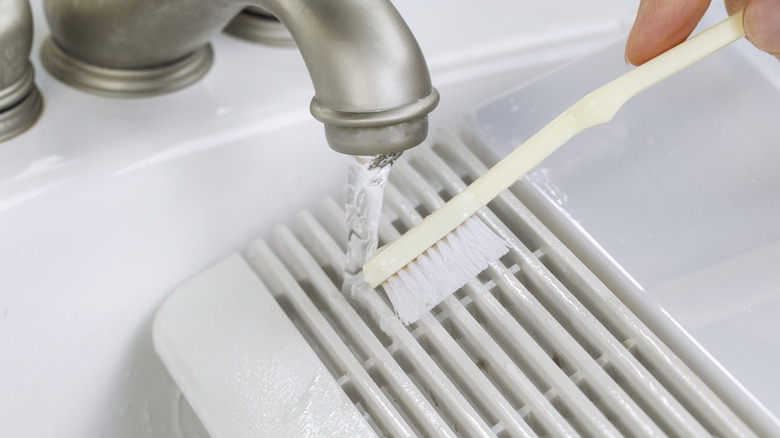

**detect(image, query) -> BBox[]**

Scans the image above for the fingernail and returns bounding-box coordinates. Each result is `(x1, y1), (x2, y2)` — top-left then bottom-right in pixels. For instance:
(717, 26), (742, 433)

(744, 0), (780, 55)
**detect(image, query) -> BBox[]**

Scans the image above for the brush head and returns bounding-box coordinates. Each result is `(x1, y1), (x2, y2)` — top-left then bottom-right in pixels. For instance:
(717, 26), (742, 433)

(381, 216), (509, 325)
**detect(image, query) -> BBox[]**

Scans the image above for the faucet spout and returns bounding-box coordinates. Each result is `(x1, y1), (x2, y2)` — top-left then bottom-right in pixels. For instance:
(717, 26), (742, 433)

(42, 0), (438, 154)
(269, 0), (439, 155)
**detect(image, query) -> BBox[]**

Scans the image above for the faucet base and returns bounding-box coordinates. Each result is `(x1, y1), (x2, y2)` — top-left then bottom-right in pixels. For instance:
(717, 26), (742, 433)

(40, 38), (214, 98)
(0, 86), (43, 143)
(224, 7), (295, 47)
(0, 66), (43, 143)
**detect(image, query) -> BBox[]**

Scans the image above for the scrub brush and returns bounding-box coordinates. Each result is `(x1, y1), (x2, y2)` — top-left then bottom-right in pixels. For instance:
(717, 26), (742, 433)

(364, 11), (746, 325)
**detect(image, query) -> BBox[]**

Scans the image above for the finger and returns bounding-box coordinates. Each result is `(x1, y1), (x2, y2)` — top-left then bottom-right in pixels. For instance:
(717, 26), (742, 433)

(741, 0), (780, 56)
(626, 0), (712, 65)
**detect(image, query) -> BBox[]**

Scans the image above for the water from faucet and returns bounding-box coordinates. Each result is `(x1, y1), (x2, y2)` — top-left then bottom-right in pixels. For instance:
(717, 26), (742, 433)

(342, 152), (401, 299)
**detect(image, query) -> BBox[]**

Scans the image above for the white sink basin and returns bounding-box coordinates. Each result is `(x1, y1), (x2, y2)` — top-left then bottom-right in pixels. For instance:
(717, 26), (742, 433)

(1, 0), (706, 436)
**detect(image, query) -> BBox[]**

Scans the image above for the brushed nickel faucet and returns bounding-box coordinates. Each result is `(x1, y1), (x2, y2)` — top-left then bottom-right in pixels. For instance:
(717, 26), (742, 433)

(0, 0), (43, 142)
(41, 0), (439, 155)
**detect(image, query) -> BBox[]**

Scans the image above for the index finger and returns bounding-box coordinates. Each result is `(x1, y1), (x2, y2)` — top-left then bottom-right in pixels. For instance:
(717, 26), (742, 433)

(625, 0), (712, 65)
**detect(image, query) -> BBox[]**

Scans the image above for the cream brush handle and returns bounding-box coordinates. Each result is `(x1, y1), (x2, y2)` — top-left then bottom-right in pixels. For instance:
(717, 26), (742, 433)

(364, 11), (745, 287)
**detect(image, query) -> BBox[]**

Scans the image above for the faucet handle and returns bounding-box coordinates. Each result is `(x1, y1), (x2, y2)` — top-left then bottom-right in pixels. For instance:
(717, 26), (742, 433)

(0, 0), (43, 142)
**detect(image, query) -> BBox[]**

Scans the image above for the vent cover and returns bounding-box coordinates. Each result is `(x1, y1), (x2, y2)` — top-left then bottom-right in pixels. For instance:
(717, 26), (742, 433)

(244, 130), (758, 437)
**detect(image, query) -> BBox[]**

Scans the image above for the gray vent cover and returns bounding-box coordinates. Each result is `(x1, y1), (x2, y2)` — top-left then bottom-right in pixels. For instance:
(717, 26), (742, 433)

(239, 133), (754, 437)
(240, 130), (760, 437)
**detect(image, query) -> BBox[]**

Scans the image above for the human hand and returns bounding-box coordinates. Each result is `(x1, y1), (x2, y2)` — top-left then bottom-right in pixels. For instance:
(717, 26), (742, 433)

(625, 0), (780, 64)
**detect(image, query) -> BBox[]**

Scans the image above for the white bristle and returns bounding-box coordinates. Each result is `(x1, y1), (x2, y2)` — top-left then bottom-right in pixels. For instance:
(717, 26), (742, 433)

(382, 216), (510, 325)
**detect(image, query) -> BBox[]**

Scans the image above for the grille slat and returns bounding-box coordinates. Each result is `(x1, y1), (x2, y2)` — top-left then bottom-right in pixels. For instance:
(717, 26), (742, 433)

(391, 145), (671, 436)
(241, 130), (759, 437)
(245, 238), (416, 438)
(272, 223), (495, 437)
(380, 170), (590, 437)
(420, 133), (745, 436)
(295, 208), (536, 437)
(463, 265), (624, 438)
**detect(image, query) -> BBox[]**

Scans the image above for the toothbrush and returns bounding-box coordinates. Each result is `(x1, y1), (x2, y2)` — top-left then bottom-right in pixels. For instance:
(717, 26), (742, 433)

(363, 11), (746, 325)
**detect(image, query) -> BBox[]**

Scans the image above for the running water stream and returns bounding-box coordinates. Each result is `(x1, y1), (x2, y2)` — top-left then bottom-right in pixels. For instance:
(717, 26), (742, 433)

(342, 152), (402, 299)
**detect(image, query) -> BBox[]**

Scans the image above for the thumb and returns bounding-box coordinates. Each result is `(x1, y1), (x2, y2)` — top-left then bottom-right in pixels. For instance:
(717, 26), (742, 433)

(742, 0), (780, 57)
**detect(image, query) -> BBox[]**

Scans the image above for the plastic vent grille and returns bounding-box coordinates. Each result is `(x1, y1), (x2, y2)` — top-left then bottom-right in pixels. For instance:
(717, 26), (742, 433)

(243, 130), (757, 437)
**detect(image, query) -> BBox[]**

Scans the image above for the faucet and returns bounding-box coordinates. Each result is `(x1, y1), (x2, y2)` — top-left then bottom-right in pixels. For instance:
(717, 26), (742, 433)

(0, 0), (43, 142)
(41, 0), (439, 155)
